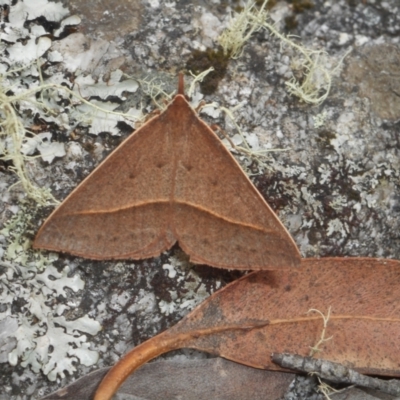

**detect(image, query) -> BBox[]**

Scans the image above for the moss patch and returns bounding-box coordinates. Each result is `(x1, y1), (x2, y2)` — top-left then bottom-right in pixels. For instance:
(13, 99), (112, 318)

(285, 0), (314, 31)
(185, 47), (230, 95)
(288, 0), (314, 13)
(285, 15), (298, 30)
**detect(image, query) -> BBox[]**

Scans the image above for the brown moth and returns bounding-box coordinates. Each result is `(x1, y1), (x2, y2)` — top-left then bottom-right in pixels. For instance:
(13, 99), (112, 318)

(33, 75), (300, 270)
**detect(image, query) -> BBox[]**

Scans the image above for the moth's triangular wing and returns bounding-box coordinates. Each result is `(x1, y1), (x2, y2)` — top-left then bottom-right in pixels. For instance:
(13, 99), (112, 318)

(170, 96), (300, 269)
(33, 106), (178, 259)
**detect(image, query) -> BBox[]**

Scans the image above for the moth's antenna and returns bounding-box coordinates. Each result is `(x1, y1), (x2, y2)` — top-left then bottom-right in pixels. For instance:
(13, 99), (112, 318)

(178, 73), (184, 95)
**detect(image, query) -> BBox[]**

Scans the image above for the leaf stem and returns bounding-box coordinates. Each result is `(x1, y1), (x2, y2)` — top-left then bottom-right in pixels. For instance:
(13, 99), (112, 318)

(93, 329), (181, 400)
(94, 322), (270, 400)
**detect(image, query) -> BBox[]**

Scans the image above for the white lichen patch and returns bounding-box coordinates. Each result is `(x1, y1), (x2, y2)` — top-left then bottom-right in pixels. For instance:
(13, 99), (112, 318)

(162, 263), (177, 278)
(73, 70), (139, 100)
(313, 111), (328, 128)
(159, 300), (176, 316)
(136, 290), (157, 314)
(327, 218), (349, 238)
(72, 99), (139, 136)
(21, 132), (66, 164)
(158, 252), (222, 316)
(195, 11), (223, 48)
(0, 0), (142, 205)
(7, 37), (52, 64)
(0, 206), (101, 381)
(9, 0), (69, 23)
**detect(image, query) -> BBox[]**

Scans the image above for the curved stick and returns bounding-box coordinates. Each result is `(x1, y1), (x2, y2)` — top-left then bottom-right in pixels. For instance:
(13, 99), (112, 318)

(93, 321), (270, 400)
(94, 329), (184, 400)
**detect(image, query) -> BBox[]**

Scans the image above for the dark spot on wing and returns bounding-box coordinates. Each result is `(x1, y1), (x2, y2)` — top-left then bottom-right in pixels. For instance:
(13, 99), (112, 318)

(210, 178), (218, 186)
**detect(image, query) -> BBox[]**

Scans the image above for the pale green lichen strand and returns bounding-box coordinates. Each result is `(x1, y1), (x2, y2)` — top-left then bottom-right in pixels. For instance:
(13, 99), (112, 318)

(218, 0), (350, 105)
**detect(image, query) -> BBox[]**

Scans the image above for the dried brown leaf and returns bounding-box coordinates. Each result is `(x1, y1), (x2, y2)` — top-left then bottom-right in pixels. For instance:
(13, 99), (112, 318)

(95, 258), (400, 399)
